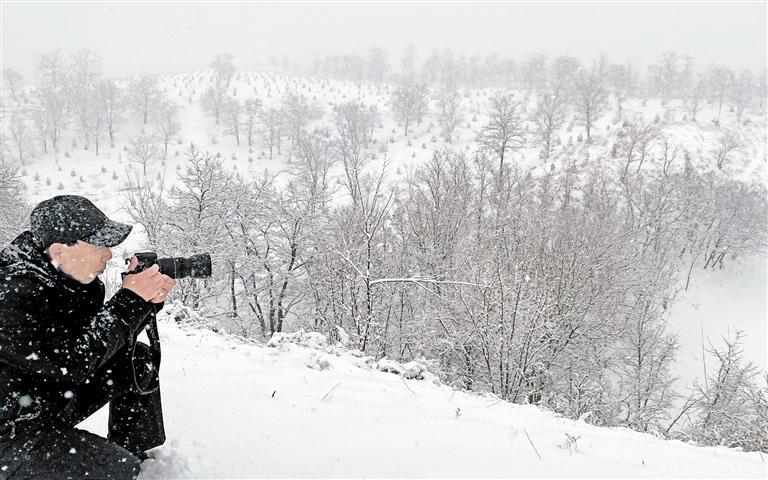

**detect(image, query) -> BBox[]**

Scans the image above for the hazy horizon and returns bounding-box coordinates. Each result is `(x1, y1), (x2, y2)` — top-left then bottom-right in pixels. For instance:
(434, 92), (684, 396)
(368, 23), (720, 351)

(2, 2), (766, 79)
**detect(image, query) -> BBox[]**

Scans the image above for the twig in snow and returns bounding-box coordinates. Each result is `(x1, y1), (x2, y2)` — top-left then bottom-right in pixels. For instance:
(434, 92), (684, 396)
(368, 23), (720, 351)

(321, 383), (341, 403)
(523, 428), (542, 461)
(486, 398), (503, 408)
(271, 390), (277, 398)
(400, 376), (416, 395)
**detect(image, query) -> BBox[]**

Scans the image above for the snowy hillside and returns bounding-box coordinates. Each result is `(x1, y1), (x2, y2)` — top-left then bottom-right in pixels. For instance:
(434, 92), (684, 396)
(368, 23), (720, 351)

(13, 69), (767, 373)
(4, 60), (767, 473)
(75, 306), (766, 479)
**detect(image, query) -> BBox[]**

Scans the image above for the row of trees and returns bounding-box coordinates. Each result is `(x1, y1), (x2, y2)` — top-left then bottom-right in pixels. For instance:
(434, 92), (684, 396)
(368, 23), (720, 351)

(0, 49), (232, 164)
(125, 97), (767, 449)
(307, 47), (766, 122)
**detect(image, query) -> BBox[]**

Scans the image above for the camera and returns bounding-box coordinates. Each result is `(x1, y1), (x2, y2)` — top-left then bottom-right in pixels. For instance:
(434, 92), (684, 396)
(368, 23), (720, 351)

(127, 252), (212, 279)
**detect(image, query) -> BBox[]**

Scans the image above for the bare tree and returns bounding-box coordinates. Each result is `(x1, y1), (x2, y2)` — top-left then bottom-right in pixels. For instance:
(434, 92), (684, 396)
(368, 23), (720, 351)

(521, 53), (548, 98)
(549, 54), (581, 98)
(68, 48), (102, 148)
(200, 53), (236, 125)
(129, 75), (163, 125)
(128, 132), (161, 176)
(258, 107), (283, 159)
(401, 44), (417, 82)
(8, 111), (30, 165)
(201, 83), (225, 125)
(3, 68), (24, 101)
(367, 47), (390, 83)
(210, 52), (235, 88)
(98, 79), (124, 147)
(713, 130), (741, 170)
(707, 65), (731, 122)
(573, 67), (608, 139)
(730, 70), (754, 122)
(85, 87), (107, 156)
(153, 99), (180, 159)
(436, 77), (463, 142)
(36, 51), (67, 91)
(282, 93), (320, 161)
(28, 97), (51, 155)
(532, 90), (567, 159)
(35, 87), (66, 154)
(606, 63), (635, 119)
(477, 92), (524, 168)
(684, 77), (707, 121)
(365, 104), (381, 143)
(34, 53), (68, 153)
(618, 118), (659, 180)
(243, 98), (261, 147)
(222, 96), (242, 146)
(647, 52), (681, 104)
(686, 331), (767, 452)
(391, 81), (428, 136)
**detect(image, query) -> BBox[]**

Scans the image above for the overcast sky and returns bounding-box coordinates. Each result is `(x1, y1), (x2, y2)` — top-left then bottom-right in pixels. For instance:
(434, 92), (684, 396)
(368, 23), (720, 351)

(2, 2), (766, 79)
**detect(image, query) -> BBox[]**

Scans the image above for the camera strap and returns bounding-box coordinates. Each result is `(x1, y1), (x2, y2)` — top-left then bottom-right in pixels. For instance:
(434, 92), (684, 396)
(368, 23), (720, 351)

(129, 305), (162, 395)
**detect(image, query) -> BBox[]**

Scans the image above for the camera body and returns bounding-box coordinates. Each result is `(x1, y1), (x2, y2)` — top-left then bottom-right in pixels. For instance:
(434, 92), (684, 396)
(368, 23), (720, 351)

(129, 252), (212, 279)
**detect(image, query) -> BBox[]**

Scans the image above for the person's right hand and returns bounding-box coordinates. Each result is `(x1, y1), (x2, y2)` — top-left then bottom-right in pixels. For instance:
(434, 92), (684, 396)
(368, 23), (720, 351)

(122, 263), (166, 302)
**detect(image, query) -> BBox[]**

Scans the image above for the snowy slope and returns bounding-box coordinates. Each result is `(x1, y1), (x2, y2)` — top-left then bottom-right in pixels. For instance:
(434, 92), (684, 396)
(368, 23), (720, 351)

(669, 253), (768, 389)
(75, 307), (767, 479)
(10, 69), (767, 476)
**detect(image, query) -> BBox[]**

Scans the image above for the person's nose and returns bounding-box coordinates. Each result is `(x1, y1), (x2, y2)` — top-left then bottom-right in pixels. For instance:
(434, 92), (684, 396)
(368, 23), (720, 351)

(104, 248), (113, 262)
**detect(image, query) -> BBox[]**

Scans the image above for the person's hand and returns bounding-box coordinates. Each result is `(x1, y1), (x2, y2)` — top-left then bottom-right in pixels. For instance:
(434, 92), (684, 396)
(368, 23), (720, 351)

(122, 262), (167, 302)
(150, 274), (176, 304)
(126, 256), (139, 272)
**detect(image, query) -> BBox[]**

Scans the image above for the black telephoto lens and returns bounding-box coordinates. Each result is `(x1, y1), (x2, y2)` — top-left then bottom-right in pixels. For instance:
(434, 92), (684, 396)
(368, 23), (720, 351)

(155, 254), (212, 279)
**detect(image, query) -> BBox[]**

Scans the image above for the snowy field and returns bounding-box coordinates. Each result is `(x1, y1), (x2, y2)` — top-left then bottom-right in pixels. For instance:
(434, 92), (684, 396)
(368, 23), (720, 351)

(76, 310), (767, 479)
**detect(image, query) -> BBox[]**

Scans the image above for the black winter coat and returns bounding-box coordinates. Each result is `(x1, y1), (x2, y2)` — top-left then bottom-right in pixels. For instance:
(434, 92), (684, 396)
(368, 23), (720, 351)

(0, 231), (154, 443)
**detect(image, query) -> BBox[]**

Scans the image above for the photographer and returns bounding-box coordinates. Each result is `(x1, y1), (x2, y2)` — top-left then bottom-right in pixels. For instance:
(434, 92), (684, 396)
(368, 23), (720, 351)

(0, 195), (176, 480)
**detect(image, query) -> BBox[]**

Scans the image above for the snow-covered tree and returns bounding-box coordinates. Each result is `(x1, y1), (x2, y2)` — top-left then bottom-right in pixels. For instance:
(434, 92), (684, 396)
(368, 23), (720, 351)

(3, 68), (24, 101)
(8, 111), (31, 165)
(97, 79), (123, 148)
(153, 99), (180, 159)
(68, 48), (102, 148)
(573, 66), (608, 139)
(127, 131), (161, 176)
(532, 90), (567, 159)
(222, 96), (242, 146)
(128, 75), (163, 125)
(243, 98), (261, 147)
(391, 81), (428, 136)
(258, 107), (283, 159)
(686, 332), (768, 452)
(477, 91), (524, 168)
(210, 52), (235, 88)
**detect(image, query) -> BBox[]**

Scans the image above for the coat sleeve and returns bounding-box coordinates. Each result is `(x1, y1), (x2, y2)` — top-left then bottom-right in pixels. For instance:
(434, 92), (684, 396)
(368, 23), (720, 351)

(0, 275), (155, 384)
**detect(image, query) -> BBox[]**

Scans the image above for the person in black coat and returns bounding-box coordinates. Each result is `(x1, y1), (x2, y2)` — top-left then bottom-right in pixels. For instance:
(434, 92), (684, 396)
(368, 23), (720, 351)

(0, 195), (176, 480)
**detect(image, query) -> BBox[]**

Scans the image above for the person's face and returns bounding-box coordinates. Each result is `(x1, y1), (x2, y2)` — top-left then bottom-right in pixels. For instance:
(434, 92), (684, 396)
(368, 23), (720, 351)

(47, 240), (113, 284)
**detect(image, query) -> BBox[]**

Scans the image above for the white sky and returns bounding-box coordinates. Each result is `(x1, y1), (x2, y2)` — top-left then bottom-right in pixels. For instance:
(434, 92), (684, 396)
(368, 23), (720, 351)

(2, 1), (766, 79)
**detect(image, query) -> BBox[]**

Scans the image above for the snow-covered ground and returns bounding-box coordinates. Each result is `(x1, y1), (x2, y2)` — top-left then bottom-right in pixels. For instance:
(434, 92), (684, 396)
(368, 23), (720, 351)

(669, 254), (767, 389)
(77, 309), (767, 479)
